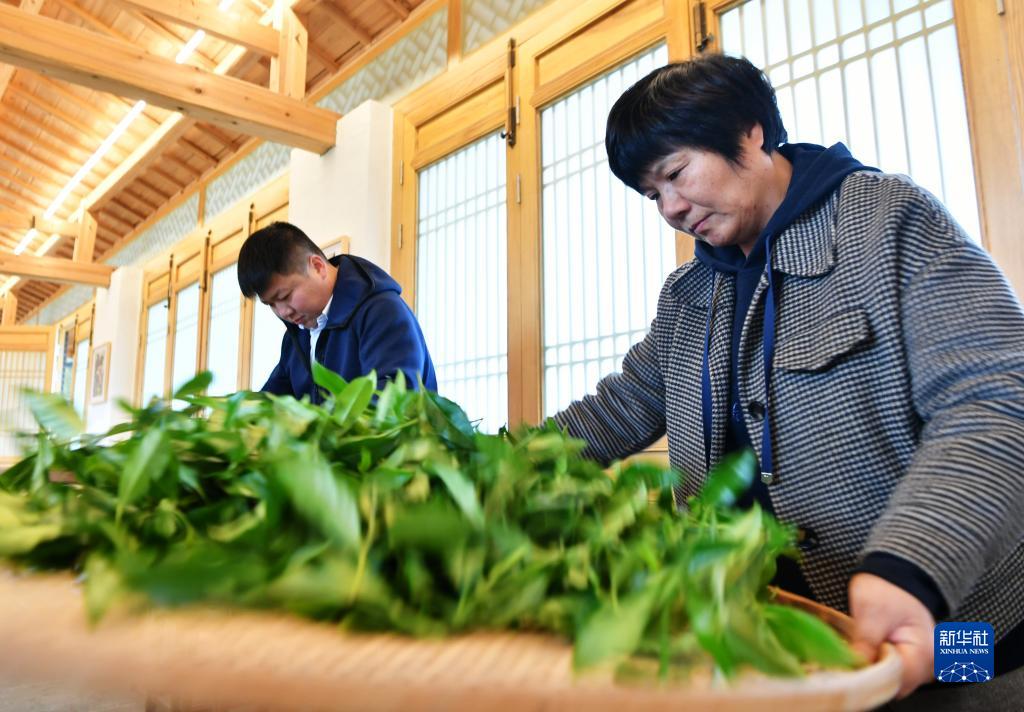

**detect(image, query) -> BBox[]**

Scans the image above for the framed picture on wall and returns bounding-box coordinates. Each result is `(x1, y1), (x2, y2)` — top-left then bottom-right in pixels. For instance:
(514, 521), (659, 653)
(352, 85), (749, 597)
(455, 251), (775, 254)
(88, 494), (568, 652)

(90, 342), (111, 405)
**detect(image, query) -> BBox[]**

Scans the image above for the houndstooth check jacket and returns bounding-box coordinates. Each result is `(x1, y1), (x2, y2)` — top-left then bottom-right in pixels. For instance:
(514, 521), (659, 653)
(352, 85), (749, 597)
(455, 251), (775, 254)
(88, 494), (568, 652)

(553, 170), (1024, 639)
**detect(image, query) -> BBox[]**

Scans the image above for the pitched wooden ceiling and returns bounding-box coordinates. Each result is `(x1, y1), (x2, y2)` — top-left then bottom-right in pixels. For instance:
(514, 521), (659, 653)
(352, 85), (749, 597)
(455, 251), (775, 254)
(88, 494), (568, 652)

(0, 0), (426, 322)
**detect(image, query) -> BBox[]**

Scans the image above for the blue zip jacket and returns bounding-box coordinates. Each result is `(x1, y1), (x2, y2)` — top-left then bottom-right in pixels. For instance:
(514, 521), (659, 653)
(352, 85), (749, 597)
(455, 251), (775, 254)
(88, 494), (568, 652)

(261, 255), (437, 401)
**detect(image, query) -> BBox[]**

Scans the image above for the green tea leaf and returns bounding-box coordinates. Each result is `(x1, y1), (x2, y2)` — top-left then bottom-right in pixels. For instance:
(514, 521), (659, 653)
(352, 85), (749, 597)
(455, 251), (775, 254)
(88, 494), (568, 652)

(25, 391), (84, 440)
(270, 444), (360, 549)
(574, 586), (657, 669)
(694, 450), (757, 509)
(173, 372), (213, 400)
(763, 603), (861, 668)
(116, 429), (170, 523)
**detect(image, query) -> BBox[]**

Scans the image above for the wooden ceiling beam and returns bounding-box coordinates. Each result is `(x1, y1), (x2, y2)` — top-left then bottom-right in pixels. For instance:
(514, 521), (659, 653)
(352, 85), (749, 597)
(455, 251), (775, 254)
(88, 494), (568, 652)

(0, 211), (80, 237)
(0, 0), (45, 102)
(319, 1), (372, 46)
(0, 4), (338, 153)
(0, 251), (114, 287)
(112, 0), (280, 56)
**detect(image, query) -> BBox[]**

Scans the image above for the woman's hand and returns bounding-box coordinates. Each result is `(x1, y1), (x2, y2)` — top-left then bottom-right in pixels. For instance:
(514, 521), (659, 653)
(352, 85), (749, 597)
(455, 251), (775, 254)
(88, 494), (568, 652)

(848, 573), (936, 698)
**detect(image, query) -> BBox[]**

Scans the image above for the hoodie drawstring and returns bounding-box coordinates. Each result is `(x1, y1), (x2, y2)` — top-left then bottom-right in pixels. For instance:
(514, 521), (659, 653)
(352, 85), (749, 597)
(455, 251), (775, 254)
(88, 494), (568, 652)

(701, 239), (777, 484)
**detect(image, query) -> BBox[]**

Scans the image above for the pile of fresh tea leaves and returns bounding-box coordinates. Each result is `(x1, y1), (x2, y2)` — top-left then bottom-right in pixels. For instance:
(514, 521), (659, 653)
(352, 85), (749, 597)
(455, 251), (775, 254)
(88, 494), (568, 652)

(0, 366), (858, 681)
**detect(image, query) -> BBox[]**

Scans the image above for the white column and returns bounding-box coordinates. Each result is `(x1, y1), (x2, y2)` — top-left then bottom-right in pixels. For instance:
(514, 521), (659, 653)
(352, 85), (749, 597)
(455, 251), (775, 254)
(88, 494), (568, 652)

(289, 100), (394, 270)
(86, 266), (143, 433)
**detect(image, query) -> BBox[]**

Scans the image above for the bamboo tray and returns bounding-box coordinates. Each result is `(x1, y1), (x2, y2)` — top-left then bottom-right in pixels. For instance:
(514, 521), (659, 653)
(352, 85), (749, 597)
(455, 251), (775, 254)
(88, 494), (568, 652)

(0, 569), (900, 711)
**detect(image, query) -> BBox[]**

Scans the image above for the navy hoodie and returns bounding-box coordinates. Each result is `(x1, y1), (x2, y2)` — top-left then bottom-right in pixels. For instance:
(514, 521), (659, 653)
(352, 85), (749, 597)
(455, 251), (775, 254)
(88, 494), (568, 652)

(261, 254), (437, 401)
(692, 143), (951, 622)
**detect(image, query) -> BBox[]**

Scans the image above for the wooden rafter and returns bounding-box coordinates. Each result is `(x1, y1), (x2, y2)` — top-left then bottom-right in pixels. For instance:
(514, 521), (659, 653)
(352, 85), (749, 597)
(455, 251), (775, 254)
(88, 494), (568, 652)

(30, 76), (149, 141)
(148, 165), (187, 191)
(135, 176), (172, 201)
(123, 9), (219, 70)
(7, 83), (110, 147)
(111, 0), (280, 57)
(0, 4), (338, 153)
(306, 33), (340, 74)
(3, 118), (107, 174)
(49, 0), (136, 43)
(0, 251), (114, 287)
(0, 169), (54, 207)
(99, 209), (136, 232)
(110, 197), (148, 223)
(164, 151), (203, 178)
(3, 102), (124, 170)
(179, 136), (220, 164)
(320, 1), (372, 46)
(122, 188), (161, 214)
(379, 0), (410, 21)
(194, 123), (238, 151)
(0, 136), (83, 193)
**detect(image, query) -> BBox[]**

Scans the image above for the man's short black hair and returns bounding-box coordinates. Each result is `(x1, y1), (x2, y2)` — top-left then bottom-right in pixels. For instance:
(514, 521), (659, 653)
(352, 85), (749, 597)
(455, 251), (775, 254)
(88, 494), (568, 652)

(605, 54), (788, 193)
(237, 221), (327, 298)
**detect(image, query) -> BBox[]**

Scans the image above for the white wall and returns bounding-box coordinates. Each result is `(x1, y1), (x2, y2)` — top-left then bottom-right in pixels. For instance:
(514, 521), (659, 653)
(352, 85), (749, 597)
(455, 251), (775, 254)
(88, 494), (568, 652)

(86, 266), (143, 434)
(289, 100), (394, 270)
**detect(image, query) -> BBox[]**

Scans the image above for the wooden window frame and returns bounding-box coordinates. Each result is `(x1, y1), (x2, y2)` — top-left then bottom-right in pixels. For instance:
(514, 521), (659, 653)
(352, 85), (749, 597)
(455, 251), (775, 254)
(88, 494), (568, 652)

(392, 0), (692, 431)
(134, 174), (290, 403)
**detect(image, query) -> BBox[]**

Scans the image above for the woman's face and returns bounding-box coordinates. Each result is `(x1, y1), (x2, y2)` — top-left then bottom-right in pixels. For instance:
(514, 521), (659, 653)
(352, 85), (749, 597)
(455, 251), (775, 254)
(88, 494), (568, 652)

(637, 124), (782, 255)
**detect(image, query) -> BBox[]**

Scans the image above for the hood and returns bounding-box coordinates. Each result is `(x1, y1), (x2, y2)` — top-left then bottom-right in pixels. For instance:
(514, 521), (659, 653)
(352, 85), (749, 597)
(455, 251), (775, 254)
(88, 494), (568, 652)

(326, 254), (402, 329)
(695, 142), (871, 273)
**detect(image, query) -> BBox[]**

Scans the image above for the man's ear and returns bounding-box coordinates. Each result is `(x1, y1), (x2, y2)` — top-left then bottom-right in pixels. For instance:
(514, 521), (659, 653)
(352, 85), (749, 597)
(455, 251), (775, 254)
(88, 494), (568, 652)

(307, 253), (328, 278)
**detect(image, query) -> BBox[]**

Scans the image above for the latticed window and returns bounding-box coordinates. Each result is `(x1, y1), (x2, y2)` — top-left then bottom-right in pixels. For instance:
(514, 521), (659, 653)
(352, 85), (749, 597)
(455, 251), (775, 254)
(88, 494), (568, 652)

(718, 0), (980, 240)
(540, 44), (677, 416)
(416, 133), (509, 432)
(206, 264), (241, 396)
(250, 301), (286, 391)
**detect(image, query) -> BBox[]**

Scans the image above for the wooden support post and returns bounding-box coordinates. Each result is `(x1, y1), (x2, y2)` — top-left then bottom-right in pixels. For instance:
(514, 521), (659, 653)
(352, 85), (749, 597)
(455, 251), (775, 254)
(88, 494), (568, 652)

(272, 5), (307, 99)
(72, 211), (97, 263)
(1, 292), (17, 325)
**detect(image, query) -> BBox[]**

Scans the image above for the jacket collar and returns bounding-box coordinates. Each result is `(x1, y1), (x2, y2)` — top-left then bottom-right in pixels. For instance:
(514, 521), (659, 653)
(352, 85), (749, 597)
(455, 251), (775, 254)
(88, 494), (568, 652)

(769, 184), (844, 278)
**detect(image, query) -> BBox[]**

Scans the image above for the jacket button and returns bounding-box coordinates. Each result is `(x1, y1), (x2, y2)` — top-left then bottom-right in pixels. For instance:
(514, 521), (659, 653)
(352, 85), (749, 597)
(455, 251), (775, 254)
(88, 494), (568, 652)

(798, 527), (819, 551)
(748, 400), (765, 420)
(760, 471), (775, 485)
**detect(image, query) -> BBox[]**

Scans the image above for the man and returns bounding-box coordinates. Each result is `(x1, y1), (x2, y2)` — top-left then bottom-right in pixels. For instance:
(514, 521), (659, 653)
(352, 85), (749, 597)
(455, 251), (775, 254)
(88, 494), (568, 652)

(237, 221), (436, 399)
(553, 54), (1024, 706)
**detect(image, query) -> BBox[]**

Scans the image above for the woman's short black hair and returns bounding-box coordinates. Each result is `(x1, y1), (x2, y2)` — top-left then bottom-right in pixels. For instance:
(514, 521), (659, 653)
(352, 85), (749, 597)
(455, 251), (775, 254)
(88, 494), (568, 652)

(237, 221), (327, 298)
(605, 54), (788, 192)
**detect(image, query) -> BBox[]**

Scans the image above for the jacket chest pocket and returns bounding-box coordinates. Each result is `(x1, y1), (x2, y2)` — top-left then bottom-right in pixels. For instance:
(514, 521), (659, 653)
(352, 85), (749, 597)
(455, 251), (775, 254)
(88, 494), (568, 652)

(775, 308), (873, 373)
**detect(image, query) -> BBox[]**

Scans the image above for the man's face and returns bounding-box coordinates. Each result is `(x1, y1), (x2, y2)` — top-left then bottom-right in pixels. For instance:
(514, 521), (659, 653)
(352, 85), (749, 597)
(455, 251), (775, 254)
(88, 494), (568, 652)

(637, 124), (776, 255)
(258, 254), (331, 329)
